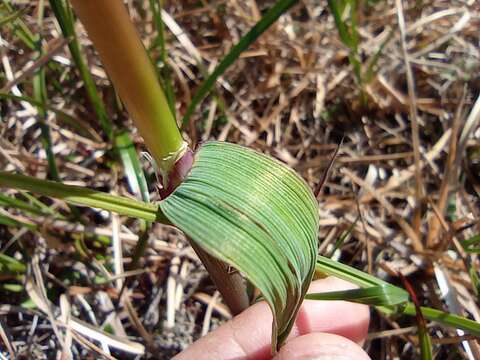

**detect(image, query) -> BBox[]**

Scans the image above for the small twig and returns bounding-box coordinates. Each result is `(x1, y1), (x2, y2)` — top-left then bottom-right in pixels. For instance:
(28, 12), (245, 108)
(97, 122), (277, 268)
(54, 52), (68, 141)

(315, 136), (344, 199)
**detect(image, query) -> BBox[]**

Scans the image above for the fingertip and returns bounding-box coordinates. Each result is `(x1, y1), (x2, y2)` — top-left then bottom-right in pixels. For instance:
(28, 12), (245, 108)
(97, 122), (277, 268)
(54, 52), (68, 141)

(293, 277), (370, 343)
(274, 333), (371, 360)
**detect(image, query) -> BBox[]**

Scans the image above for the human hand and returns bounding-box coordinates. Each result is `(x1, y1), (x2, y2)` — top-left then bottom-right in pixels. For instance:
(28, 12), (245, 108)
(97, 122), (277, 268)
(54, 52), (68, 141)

(174, 277), (370, 359)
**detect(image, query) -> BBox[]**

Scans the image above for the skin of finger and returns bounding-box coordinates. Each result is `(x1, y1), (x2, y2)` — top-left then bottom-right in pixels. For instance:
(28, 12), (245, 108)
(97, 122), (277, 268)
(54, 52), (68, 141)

(173, 277), (370, 360)
(273, 333), (371, 360)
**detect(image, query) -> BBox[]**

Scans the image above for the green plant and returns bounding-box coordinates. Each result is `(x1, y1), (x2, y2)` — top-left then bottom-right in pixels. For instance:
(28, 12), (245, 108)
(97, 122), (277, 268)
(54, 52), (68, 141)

(1, 1), (479, 357)
(328, 0), (392, 105)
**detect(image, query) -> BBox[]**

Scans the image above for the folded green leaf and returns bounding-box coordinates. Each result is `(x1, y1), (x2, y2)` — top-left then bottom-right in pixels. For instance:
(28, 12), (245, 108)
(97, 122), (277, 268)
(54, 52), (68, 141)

(306, 284), (409, 307)
(160, 141), (319, 351)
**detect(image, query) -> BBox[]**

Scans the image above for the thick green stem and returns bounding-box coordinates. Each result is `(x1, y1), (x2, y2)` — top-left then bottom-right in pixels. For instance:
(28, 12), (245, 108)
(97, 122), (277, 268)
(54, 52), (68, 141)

(70, 0), (184, 174)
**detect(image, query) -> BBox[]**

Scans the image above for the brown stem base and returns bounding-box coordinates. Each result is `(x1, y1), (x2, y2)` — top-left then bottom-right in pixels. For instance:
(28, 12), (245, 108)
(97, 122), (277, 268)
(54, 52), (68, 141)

(190, 241), (250, 316)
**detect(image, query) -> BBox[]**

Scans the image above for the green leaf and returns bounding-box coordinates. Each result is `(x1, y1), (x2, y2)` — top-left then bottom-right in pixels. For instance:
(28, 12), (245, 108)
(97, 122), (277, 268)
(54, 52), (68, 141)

(0, 6), (26, 27)
(0, 254), (26, 273)
(315, 256), (480, 337)
(306, 284), (409, 307)
(0, 213), (36, 231)
(182, 0), (298, 127)
(49, 0), (113, 140)
(403, 304), (480, 337)
(115, 131), (150, 202)
(149, 0), (176, 118)
(0, 193), (44, 216)
(0, 171), (165, 223)
(0, 93), (101, 141)
(160, 141), (319, 351)
(460, 234), (480, 253)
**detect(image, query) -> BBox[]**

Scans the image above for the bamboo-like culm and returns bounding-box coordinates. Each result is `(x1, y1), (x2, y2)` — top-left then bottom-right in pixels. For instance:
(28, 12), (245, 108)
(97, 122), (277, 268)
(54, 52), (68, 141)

(69, 0), (249, 315)
(70, 0), (185, 175)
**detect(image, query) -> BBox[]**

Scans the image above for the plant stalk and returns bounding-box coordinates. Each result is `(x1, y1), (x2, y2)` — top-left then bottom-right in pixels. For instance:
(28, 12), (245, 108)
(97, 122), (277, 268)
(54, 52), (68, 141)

(68, 0), (250, 316)
(69, 0), (184, 175)
(190, 242), (249, 315)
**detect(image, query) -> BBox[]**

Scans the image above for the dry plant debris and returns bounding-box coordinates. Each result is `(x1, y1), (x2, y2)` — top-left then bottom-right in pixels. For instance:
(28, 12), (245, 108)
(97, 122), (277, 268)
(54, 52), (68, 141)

(0, 0), (479, 358)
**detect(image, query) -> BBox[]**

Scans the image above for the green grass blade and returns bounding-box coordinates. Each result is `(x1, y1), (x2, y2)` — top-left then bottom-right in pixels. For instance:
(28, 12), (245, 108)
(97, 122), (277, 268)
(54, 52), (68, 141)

(160, 141), (319, 351)
(328, 215), (359, 257)
(316, 256), (480, 337)
(419, 316), (433, 360)
(316, 255), (384, 287)
(114, 132), (150, 203)
(0, 172), (165, 223)
(0, 254), (27, 273)
(33, 2), (60, 181)
(49, 0), (113, 140)
(306, 284), (409, 306)
(403, 304), (480, 337)
(0, 213), (36, 231)
(0, 93), (101, 141)
(1, 0), (36, 49)
(149, 0), (176, 118)
(460, 234), (480, 253)
(328, 0), (354, 48)
(0, 6), (26, 27)
(0, 193), (45, 216)
(364, 29), (394, 83)
(181, 0), (298, 127)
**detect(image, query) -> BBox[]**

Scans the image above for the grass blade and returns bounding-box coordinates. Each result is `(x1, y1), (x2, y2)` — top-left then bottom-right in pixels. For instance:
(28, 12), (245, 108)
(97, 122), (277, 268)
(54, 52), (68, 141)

(160, 141), (319, 351)
(316, 256), (480, 337)
(33, 1), (60, 181)
(0, 254), (26, 273)
(0, 213), (36, 231)
(114, 132), (150, 203)
(460, 234), (480, 253)
(0, 193), (45, 216)
(1, 0), (36, 49)
(0, 172), (165, 223)
(0, 93), (101, 141)
(306, 285), (409, 306)
(0, 6), (26, 27)
(149, 0), (176, 118)
(49, 0), (113, 140)
(181, 0), (298, 127)
(403, 304), (480, 337)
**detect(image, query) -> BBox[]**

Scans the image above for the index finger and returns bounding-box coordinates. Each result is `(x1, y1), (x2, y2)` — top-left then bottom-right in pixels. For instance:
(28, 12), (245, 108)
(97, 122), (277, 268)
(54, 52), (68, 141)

(174, 277), (370, 360)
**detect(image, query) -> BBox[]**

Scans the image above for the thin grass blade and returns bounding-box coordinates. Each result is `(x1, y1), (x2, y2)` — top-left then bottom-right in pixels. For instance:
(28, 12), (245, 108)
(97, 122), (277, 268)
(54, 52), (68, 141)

(0, 254), (26, 273)
(49, 0), (113, 140)
(181, 0), (298, 127)
(114, 132), (150, 203)
(0, 93), (101, 141)
(306, 284), (409, 306)
(0, 213), (36, 231)
(149, 0), (176, 118)
(0, 6), (26, 27)
(0, 172), (165, 223)
(316, 256), (480, 337)
(460, 234), (480, 253)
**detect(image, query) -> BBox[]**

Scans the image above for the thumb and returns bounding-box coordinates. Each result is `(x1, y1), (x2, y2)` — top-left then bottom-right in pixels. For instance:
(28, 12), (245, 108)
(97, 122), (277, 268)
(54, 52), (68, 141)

(273, 333), (370, 360)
